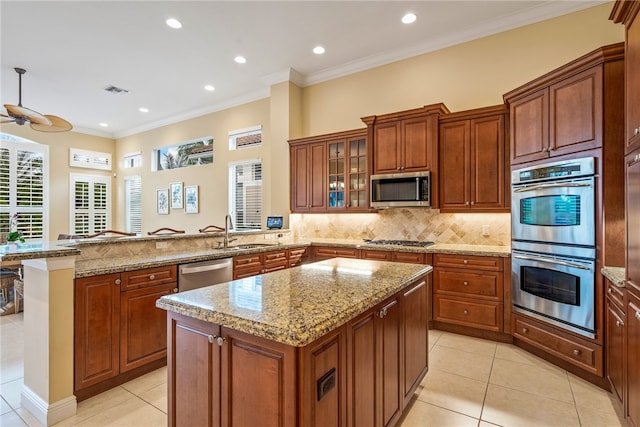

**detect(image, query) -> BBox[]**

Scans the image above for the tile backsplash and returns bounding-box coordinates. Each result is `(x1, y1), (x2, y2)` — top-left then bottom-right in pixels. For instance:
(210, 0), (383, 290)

(290, 209), (511, 245)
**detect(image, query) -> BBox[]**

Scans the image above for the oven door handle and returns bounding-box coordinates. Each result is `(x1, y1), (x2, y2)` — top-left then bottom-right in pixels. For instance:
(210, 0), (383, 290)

(513, 182), (591, 193)
(513, 254), (591, 270)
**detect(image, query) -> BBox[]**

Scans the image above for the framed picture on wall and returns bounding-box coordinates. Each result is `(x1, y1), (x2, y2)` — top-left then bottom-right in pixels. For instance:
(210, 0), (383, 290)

(185, 185), (199, 214)
(170, 182), (183, 209)
(157, 189), (169, 215)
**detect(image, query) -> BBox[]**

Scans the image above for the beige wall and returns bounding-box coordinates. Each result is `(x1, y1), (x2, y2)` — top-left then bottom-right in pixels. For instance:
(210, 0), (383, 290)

(114, 98), (270, 234)
(0, 125), (115, 239)
(1, 4), (624, 239)
(300, 3), (623, 135)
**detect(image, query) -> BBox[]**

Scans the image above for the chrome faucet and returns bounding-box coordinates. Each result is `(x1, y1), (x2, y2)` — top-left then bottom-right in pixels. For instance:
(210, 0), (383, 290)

(224, 214), (236, 248)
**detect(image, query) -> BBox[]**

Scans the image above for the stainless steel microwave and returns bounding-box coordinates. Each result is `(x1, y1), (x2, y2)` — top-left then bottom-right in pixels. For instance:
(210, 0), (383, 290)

(370, 171), (430, 208)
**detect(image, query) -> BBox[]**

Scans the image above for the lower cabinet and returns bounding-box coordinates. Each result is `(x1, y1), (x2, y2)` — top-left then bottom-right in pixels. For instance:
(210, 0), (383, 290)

(432, 253), (505, 332)
(312, 246), (360, 261)
(628, 290), (640, 427)
(233, 249), (288, 279)
(74, 266), (177, 396)
(605, 278), (626, 404)
(166, 276), (429, 427)
(361, 249), (425, 264)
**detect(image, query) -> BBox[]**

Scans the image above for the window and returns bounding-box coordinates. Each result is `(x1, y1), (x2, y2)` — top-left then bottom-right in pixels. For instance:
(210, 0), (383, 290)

(123, 152), (142, 169)
(70, 174), (110, 235)
(229, 126), (262, 150)
(124, 176), (142, 234)
(229, 160), (262, 230)
(69, 148), (112, 170)
(151, 137), (213, 171)
(0, 134), (49, 240)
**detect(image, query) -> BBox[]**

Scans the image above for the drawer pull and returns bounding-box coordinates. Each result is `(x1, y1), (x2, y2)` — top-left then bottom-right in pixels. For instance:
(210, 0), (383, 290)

(572, 349), (581, 356)
(635, 127), (640, 136)
(173, 288), (179, 293)
(522, 327), (529, 334)
(463, 309), (469, 315)
(115, 278), (121, 285)
(463, 260), (468, 264)
(463, 281), (469, 286)
(149, 274), (155, 280)
(616, 320), (623, 327)
(636, 311), (640, 321)
(608, 288), (613, 294)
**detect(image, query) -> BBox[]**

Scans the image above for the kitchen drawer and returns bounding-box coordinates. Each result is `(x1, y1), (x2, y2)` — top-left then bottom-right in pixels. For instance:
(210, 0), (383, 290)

(263, 260), (288, 274)
(512, 313), (603, 376)
(288, 247), (308, 267)
(434, 269), (501, 300)
(433, 295), (502, 332)
(234, 254), (263, 269)
(121, 265), (177, 291)
(313, 246), (359, 260)
(361, 249), (392, 261)
(605, 278), (626, 310)
(434, 254), (503, 271)
(264, 250), (287, 264)
(234, 266), (263, 280)
(392, 252), (425, 264)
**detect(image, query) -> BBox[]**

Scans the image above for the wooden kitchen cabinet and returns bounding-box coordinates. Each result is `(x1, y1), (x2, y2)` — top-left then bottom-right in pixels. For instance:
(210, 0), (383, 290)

(75, 273), (121, 390)
(504, 44), (623, 165)
(611, 1), (640, 154)
(290, 141), (327, 212)
(439, 105), (508, 212)
(360, 249), (425, 264)
(233, 248), (288, 279)
(312, 246), (360, 261)
(289, 129), (369, 213)
(287, 247), (309, 267)
(75, 265), (177, 396)
(605, 278), (626, 405)
(432, 253), (505, 333)
(627, 149), (640, 297)
(362, 104), (448, 175)
(628, 290), (640, 427)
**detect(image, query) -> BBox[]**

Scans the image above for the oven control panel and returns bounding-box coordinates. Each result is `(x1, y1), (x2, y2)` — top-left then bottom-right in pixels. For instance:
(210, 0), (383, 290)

(512, 156), (595, 184)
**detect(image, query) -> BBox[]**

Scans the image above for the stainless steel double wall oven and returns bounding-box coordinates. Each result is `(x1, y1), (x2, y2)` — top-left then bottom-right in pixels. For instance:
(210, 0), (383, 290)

(511, 157), (597, 338)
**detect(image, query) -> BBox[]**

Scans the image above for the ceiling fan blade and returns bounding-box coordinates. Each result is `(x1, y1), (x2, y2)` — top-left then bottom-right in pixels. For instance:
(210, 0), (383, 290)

(4, 104), (52, 126)
(0, 116), (16, 124)
(30, 115), (73, 132)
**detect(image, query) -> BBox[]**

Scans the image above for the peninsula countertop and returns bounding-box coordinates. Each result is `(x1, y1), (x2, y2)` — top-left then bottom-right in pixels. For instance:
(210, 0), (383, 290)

(156, 257), (433, 347)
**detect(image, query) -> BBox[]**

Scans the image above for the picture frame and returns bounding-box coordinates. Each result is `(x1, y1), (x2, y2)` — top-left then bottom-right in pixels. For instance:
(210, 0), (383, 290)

(157, 188), (169, 215)
(170, 182), (183, 209)
(185, 185), (199, 214)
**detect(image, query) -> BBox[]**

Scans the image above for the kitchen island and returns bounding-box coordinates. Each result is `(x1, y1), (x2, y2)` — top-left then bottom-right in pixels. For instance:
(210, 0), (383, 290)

(157, 257), (433, 427)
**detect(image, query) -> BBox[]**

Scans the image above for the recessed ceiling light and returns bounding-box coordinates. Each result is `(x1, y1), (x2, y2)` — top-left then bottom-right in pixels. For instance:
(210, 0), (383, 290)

(313, 46), (325, 55)
(99, 123), (108, 127)
(234, 56), (247, 64)
(402, 13), (417, 24)
(166, 18), (182, 29)
(139, 107), (149, 113)
(204, 85), (215, 91)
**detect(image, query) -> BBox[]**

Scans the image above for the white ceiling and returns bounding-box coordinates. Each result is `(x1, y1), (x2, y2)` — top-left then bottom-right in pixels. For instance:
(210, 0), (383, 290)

(0, 1), (605, 139)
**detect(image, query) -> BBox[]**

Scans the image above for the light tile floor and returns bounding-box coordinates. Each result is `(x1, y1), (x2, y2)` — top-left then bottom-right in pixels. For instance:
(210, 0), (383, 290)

(0, 312), (628, 426)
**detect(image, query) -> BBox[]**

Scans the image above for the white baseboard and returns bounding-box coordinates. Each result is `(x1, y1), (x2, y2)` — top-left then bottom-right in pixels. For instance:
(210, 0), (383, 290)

(21, 386), (77, 426)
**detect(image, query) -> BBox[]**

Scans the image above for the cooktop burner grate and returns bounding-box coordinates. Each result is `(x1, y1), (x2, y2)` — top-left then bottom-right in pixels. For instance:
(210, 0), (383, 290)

(363, 239), (434, 248)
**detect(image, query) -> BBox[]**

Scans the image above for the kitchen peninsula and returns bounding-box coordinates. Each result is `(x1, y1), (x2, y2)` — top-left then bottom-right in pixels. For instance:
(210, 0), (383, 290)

(156, 257), (432, 427)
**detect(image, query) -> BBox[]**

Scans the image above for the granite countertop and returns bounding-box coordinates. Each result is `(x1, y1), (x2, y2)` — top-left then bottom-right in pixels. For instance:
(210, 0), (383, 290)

(0, 241), (80, 264)
(156, 257), (433, 347)
(602, 266), (626, 288)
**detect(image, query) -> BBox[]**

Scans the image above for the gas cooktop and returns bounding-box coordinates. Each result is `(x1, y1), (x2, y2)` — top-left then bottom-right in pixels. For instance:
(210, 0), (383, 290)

(363, 239), (435, 248)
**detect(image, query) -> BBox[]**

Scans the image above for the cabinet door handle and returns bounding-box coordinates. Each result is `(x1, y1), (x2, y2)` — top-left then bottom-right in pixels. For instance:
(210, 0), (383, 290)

(115, 278), (121, 285)
(207, 335), (226, 346)
(465, 201), (470, 206)
(635, 153), (640, 163)
(608, 288), (613, 294)
(616, 320), (623, 327)
(636, 311), (640, 321)
(149, 274), (155, 280)
(470, 201), (475, 205)
(634, 127), (640, 136)
(463, 309), (469, 315)
(378, 308), (387, 318)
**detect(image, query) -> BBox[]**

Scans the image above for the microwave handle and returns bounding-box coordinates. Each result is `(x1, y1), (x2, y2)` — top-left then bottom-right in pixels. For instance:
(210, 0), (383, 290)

(513, 182), (591, 193)
(513, 254), (590, 270)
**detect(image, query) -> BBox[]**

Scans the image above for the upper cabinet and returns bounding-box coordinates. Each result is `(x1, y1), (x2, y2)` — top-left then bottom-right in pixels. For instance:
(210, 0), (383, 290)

(362, 104), (449, 175)
(611, 1), (640, 154)
(504, 43), (624, 165)
(439, 105), (508, 212)
(289, 128), (370, 213)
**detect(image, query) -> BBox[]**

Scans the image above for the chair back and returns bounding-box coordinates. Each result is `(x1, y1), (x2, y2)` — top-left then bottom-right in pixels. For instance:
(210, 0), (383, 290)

(147, 227), (185, 235)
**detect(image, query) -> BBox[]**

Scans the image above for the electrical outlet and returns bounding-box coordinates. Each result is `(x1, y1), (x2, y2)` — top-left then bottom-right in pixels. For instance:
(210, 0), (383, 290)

(155, 241), (168, 249)
(482, 225), (490, 236)
(264, 233), (274, 240)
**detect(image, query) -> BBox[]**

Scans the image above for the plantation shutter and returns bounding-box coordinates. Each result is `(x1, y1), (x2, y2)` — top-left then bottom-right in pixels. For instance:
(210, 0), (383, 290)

(70, 174), (110, 235)
(230, 160), (262, 230)
(125, 176), (142, 234)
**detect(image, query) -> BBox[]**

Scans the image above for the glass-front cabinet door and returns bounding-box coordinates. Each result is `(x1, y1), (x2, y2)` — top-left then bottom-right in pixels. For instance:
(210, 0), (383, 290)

(327, 133), (368, 211)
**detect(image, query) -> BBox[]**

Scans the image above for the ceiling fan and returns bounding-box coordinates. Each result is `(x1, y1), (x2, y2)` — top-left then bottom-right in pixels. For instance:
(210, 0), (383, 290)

(1, 67), (72, 132)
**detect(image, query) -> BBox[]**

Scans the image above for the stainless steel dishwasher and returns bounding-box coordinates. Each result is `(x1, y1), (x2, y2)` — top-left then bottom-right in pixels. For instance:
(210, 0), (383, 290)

(178, 258), (233, 292)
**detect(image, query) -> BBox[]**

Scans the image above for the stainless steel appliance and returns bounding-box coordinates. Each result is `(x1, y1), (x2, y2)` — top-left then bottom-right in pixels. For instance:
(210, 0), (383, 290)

(511, 157), (595, 246)
(511, 157), (597, 339)
(370, 171), (430, 208)
(178, 258), (233, 292)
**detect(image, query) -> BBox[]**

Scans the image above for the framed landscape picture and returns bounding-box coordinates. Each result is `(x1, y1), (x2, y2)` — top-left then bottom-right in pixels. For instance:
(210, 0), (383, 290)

(185, 185), (199, 214)
(170, 182), (183, 209)
(157, 188), (169, 215)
